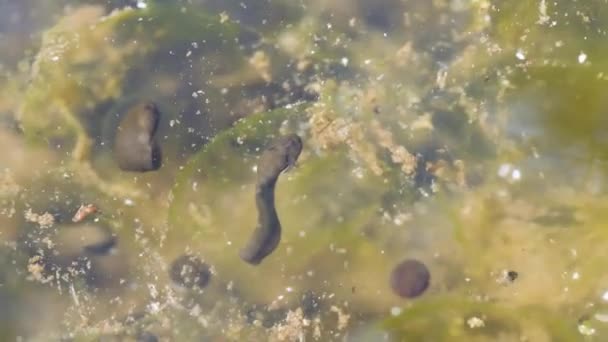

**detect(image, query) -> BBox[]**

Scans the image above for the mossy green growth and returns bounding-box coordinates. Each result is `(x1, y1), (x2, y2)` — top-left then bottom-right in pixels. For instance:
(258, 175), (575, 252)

(382, 295), (580, 342)
(17, 3), (248, 161)
(168, 105), (407, 312)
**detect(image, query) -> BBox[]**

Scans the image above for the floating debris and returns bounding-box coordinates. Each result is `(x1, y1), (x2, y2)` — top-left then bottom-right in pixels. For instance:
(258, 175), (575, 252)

(24, 208), (54, 229)
(72, 204), (98, 223)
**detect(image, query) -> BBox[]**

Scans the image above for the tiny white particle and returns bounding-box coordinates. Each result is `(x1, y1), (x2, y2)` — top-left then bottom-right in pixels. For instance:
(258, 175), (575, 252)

(602, 291), (608, 301)
(364, 59), (372, 65)
(511, 169), (522, 181)
(515, 49), (526, 61)
(341, 57), (349, 67)
(124, 198), (135, 206)
(147, 302), (161, 314)
(390, 307), (402, 316)
(136, 0), (147, 9)
(192, 92), (198, 98)
(498, 164), (512, 178)
(51, 55), (59, 62)
(467, 317), (485, 328)
(572, 271), (580, 280)
(578, 52), (587, 64)
(286, 287), (293, 292)
(578, 322), (596, 336)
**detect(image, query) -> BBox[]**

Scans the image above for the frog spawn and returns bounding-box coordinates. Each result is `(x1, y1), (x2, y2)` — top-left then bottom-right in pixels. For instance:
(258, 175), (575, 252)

(169, 254), (212, 290)
(389, 259), (431, 298)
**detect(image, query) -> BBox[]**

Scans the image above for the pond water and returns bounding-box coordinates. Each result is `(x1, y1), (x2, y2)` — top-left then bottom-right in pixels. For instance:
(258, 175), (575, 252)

(1, 1), (608, 341)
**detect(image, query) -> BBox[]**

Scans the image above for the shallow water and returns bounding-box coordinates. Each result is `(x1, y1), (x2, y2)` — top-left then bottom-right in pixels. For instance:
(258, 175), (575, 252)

(1, 0), (608, 341)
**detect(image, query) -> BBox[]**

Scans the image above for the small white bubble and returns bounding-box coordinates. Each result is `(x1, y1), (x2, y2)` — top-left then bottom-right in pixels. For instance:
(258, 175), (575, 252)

(341, 57), (349, 67)
(572, 271), (580, 280)
(578, 322), (596, 336)
(467, 317), (485, 328)
(578, 52), (587, 64)
(136, 0), (147, 9)
(515, 49), (526, 60)
(124, 198), (135, 206)
(511, 169), (522, 181)
(498, 164), (512, 178)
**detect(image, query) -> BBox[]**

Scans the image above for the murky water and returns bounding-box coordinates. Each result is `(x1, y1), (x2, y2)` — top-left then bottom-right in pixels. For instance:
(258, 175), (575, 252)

(1, 1), (608, 341)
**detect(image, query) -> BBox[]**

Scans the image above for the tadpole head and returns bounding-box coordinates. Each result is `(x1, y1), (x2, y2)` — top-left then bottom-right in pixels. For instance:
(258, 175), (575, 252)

(283, 133), (303, 169)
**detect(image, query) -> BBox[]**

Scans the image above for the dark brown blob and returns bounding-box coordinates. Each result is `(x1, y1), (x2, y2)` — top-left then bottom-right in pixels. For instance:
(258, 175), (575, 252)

(114, 101), (162, 172)
(239, 134), (303, 265)
(507, 270), (518, 282)
(169, 254), (211, 289)
(390, 259), (430, 298)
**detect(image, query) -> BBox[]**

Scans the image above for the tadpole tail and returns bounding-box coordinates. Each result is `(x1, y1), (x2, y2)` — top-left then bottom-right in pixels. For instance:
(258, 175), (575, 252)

(240, 181), (281, 265)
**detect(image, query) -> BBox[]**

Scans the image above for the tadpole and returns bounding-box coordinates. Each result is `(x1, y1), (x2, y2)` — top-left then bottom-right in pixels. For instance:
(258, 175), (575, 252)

(114, 101), (162, 172)
(239, 134), (303, 265)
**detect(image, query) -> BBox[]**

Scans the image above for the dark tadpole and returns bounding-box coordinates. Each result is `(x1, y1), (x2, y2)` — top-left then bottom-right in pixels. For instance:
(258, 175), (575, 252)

(169, 254), (211, 289)
(390, 259), (430, 298)
(239, 134), (303, 265)
(114, 101), (162, 172)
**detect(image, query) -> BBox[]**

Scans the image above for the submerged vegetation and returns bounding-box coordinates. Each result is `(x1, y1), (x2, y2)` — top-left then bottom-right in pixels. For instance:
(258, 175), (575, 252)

(1, 0), (608, 340)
